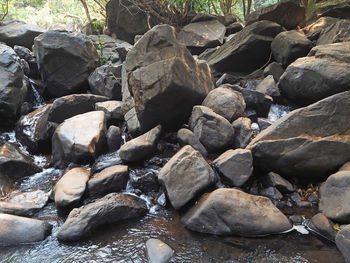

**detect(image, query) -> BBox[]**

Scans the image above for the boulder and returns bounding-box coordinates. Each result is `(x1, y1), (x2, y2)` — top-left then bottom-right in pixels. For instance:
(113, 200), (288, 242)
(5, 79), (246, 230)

(257, 118), (273, 131)
(182, 188), (292, 236)
(232, 117), (253, 149)
(130, 171), (160, 194)
(205, 21), (284, 73)
(317, 19), (350, 45)
(57, 193), (148, 241)
(340, 162), (350, 172)
(318, 2), (350, 20)
(336, 225), (350, 263)
(0, 214), (52, 246)
(307, 213), (337, 241)
(202, 86), (246, 122)
(0, 20), (44, 49)
(13, 45), (40, 79)
(119, 125), (161, 162)
(248, 91), (350, 179)
(33, 31), (99, 97)
(260, 187), (283, 200)
(158, 145), (216, 210)
(256, 75), (280, 99)
(263, 62), (284, 82)
(302, 17), (340, 41)
(177, 128), (208, 157)
(106, 125), (121, 152)
(225, 22), (244, 36)
(245, 1), (305, 30)
(146, 238), (174, 263)
(125, 24), (214, 132)
(54, 167), (90, 209)
(95, 100), (125, 122)
(52, 111), (107, 165)
(213, 149), (253, 187)
(261, 172), (294, 193)
(88, 165), (128, 198)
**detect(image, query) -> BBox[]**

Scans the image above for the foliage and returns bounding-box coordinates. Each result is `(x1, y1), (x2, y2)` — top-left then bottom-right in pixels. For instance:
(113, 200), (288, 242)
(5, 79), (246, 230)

(0, 0), (9, 23)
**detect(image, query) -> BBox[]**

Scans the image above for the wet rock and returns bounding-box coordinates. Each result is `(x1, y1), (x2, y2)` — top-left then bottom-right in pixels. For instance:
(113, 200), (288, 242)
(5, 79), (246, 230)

(0, 213), (52, 246)
(130, 171), (160, 194)
(335, 224), (350, 263)
(206, 21), (284, 73)
(308, 213), (337, 241)
(189, 106), (234, 153)
(95, 100), (125, 122)
(317, 19), (350, 45)
(52, 111), (107, 165)
(213, 149), (253, 187)
(158, 145), (216, 210)
(54, 167), (90, 209)
(260, 186), (283, 200)
(146, 238), (174, 263)
(261, 172), (294, 194)
(0, 20), (44, 49)
(92, 155), (122, 174)
(126, 24), (214, 132)
(13, 45), (40, 79)
(33, 31), (99, 97)
(202, 86), (246, 122)
(257, 118), (273, 131)
(232, 117), (252, 149)
(263, 62), (284, 82)
(119, 125), (161, 162)
(177, 128), (208, 157)
(88, 165), (128, 199)
(0, 190), (49, 217)
(256, 75), (280, 99)
(289, 215), (303, 225)
(182, 188), (292, 236)
(106, 126), (121, 152)
(57, 193), (148, 241)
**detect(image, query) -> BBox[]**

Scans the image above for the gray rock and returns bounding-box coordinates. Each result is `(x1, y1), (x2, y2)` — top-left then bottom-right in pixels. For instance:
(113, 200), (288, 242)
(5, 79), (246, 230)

(146, 238), (174, 263)
(260, 186), (283, 200)
(177, 128), (208, 157)
(158, 145), (216, 210)
(303, 17), (340, 41)
(182, 188), (292, 236)
(119, 125), (161, 162)
(317, 19), (350, 45)
(0, 174), (12, 197)
(261, 172), (294, 193)
(106, 125), (121, 152)
(318, 2), (350, 20)
(225, 22), (243, 35)
(257, 118), (273, 131)
(336, 224), (350, 263)
(88, 165), (128, 198)
(57, 193), (148, 241)
(263, 62), (284, 82)
(232, 117), (252, 148)
(124, 107), (140, 135)
(340, 162), (350, 172)
(95, 100), (125, 122)
(256, 75), (280, 99)
(308, 213), (337, 241)
(13, 45), (40, 79)
(189, 106), (234, 153)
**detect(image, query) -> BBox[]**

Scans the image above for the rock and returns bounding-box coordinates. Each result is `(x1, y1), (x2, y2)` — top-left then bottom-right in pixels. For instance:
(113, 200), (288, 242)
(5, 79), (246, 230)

(318, 2), (350, 20)
(213, 149), (253, 187)
(206, 21), (284, 73)
(130, 171), (160, 194)
(106, 125), (121, 152)
(263, 62), (284, 82)
(158, 145), (216, 210)
(95, 100), (125, 122)
(256, 75), (280, 99)
(278, 42), (350, 106)
(54, 167), (90, 209)
(271, 30), (313, 68)
(119, 125), (161, 162)
(88, 165), (128, 199)
(257, 118), (273, 131)
(88, 64), (123, 100)
(317, 19), (350, 45)
(0, 44), (27, 124)
(340, 162), (350, 172)
(57, 193), (148, 241)
(245, 1), (305, 30)
(248, 91), (350, 179)
(0, 214), (52, 246)
(0, 20), (44, 49)
(48, 94), (108, 123)
(182, 188), (292, 236)
(13, 45), (40, 79)
(189, 106), (234, 153)
(146, 238), (174, 263)
(202, 86), (246, 122)
(336, 225), (350, 263)
(0, 190), (48, 217)
(0, 174), (12, 197)
(126, 24), (214, 132)
(302, 17), (340, 41)
(177, 128), (208, 157)
(0, 143), (41, 181)
(307, 213), (337, 241)
(92, 155), (123, 174)
(33, 31), (99, 97)
(260, 186), (283, 200)
(124, 108), (140, 136)
(232, 117), (253, 149)
(52, 111), (107, 165)
(225, 22), (243, 35)
(261, 172), (294, 193)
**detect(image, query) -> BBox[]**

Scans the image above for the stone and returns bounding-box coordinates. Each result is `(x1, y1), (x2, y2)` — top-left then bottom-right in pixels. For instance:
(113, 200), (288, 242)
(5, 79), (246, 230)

(33, 31), (99, 97)
(302, 17), (340, 41)
(182, 188), (292, 236)
(106, 125), (121, 152)
(340, 162), (350, 172)
(260, 186), (283, 200)
(0, 214), (52, 246)
(257, 118), (273, 131)
(95, 100), (125, 122)
(88, 165), (128, 198)
(318, 2), (350, 20)
(202, 86), (246, 122)
(158, 145), (216, 210)
(213, 149), (253, 187)
(261, 172), (294, 194)
(54, 167), (90, 209)
(335, 224), (350, 263)
(256, 75), (280, 99)
(232, 117), (253, 149)
(119, 125), (161, 162)
(225, 22), (243, 36)
(52, 111), (107, 165)
(308, 213), (337, 241)
(13, 45), (40, 79)
(263, 62), (284, 82)
(125, 24), (214, 132)
(92, 155), (123, 174)
(57, 193), (148, 241)
(317, 19), (350, 45)
(130, 171), (160, 194)
(146, 238), (174, 263)
(177, 128), (208, 157)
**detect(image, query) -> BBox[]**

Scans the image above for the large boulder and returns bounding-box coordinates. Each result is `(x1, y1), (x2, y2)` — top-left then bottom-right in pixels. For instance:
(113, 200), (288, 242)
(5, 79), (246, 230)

(318, 2), (350, 20)
(57, 193), (148, 241)
(0, 20), (44, 49)
(336, 225), (350, 263)
(0, 214), (52, 246)
(205, 21), (284, 73)
(33, 31), (99, 97)
(245, 1), (305, 30)
(125, 24), (214, 132)
(317, 19), (350, 45)
(0, 44), (27, 124)
(279, 42), (350, 106)
(52, 111), (107, 165)
(248, 91), (350, 179)
(158, 145), (216, 210)
(182, 188), (292, 236)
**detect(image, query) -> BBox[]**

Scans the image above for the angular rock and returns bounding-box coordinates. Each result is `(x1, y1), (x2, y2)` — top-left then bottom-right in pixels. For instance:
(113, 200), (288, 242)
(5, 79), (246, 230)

(257, 118), (273, 131)
(130, 171), (160, 194)
(318, 2), (350, 20)
(106, 125), (121, 152)
(13, 45), (40, 79)
(177, 128), (208, 157)
(263, 62), (284, 82)
(302, 17), (340, 41)
(340, 162), (350, 172)
(308, 213), (337, 241)
(52, 111), (107, 165)
(182, 188), (292, 236)
(232, 117), (252, 149)
(335, 224), (350, 263)
(225, 22), (243, 36)
(260, 187), (283, 200)
(146, 238), (174, 263)
(261, 172), (294, 193)
(119, 125), (161, 162)
(317, 19), (350, 45)
(95, 100), (125, 122)
(256, 75), (280, 99)
(158, 145), (216, 210)
(57, 193), (148, 241)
